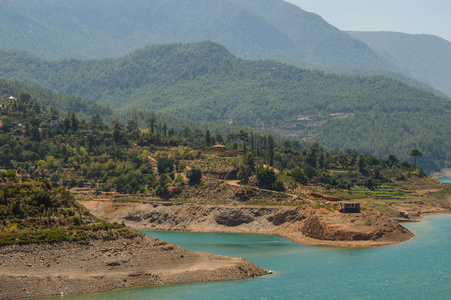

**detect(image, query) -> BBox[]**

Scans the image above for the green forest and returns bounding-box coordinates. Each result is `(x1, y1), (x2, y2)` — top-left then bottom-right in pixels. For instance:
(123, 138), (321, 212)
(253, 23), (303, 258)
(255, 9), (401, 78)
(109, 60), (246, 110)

(0, 91), (425, 199)
(0, 42), (450, 171)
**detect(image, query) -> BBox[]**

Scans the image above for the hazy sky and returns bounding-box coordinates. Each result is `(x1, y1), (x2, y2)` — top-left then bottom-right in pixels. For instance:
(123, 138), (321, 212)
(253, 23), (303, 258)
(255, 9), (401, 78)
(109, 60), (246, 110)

(285, 0), (451, 42)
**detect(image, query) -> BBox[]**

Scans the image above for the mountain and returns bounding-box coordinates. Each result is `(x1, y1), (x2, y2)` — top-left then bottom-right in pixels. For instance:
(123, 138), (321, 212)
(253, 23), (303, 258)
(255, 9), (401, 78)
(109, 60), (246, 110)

(348, 31), (451, 96)
(269, 55), (447, 98)
(0, 0), (395, 70)
(0, 41), (450, 171)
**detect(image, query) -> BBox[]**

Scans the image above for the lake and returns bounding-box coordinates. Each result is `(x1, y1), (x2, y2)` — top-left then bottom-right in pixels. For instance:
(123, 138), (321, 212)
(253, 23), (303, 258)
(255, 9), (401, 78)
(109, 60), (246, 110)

(438, 178), (451, 184)
(38, 180), (451, 300)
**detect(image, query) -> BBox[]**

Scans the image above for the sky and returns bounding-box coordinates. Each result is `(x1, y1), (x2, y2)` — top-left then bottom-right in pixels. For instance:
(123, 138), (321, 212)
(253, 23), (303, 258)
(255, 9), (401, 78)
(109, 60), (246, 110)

(285, 0), (451, 42)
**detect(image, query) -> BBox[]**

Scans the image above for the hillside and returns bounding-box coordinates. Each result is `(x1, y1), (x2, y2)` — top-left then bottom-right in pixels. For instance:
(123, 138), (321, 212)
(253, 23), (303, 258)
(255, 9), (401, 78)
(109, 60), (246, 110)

(270, 55), (447, 98)
(2, 93), (450, 254)
(0, 79), (112, 116)
(0, 173), (267, 299)
(0, 42), (450, 170)
(0, 0), (394, 70)
(348, 31), (451, 96)
(2, 81), (450, 298)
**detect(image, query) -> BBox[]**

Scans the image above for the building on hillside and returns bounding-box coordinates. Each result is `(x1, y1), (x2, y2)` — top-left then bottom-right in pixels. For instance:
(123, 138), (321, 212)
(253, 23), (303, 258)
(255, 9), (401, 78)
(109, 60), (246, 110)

(211, 144), (227, 150)
(50, 117), (65, 126)
(339, 202), (360, 213)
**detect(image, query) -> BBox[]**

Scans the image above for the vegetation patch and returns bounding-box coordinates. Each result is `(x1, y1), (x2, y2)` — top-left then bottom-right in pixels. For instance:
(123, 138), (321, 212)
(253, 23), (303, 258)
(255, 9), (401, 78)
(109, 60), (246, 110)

(0, 172), (143, 246)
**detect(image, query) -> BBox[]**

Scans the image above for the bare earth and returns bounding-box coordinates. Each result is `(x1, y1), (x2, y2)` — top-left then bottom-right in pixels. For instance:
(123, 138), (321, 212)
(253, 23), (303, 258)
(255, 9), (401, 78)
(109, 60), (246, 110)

(0, 235), (268, 300)
(81, 200), (424, 248)
(3, 187), (448, 299)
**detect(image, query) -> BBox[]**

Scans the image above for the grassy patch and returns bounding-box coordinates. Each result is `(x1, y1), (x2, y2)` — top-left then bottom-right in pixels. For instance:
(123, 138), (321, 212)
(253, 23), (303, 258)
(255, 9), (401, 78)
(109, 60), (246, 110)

(351, 184), (406, 200)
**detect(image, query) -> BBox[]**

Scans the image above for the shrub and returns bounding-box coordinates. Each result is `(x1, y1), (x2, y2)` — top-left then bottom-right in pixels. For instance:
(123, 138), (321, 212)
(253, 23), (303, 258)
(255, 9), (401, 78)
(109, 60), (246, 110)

(186, 167), (202, 185)
(157, 157), (174, 174)
(72, 216), (82, 225)
(290, 167), (307, 184)
(256, 167), (277, 189)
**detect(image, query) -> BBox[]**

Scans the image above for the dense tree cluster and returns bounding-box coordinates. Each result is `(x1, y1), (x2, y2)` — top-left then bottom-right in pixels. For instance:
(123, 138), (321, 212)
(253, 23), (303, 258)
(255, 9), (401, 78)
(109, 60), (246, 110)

(0, 92), (426, 198)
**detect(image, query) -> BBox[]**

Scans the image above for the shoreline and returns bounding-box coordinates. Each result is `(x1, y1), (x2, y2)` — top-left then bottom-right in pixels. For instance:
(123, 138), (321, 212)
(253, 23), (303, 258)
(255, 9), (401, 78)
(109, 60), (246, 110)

(2, 208), (449, 299)
(135, 211), (451, 249)
(0, 236), (269, 300)
(81, 200), (451, 249)
(283, 211), (451, 247)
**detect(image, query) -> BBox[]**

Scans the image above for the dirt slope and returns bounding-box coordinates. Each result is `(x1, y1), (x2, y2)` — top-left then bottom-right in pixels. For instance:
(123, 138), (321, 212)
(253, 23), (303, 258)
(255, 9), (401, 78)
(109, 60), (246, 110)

(0, 235), (268, 299)
(82, 200), (415, 248)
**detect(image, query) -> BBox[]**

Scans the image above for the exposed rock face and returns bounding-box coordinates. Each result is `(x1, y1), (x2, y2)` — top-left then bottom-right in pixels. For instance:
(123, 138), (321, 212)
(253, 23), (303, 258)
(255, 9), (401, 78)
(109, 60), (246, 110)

(118, 202), (306, 231)
(302, 215), (378, 240)
(215, 209), (255, 226)
(267, 208), (305, 226)
(301, 212), (414, 242)
(82, 200), (417, 247)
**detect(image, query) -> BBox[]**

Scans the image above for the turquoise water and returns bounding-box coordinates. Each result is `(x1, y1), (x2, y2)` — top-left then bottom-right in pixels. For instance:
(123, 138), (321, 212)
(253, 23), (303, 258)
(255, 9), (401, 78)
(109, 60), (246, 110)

(38, 179), (451, 300)
(38, 215), (451, 300)
(438, 178), (451, 184)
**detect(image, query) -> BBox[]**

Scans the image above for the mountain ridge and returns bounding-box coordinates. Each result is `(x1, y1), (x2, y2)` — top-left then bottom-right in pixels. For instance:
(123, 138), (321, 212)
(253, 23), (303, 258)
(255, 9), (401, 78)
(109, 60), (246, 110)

(348, 31), (451, 96)
(0, 0), (395, 71)
(1, 41), (450, 171)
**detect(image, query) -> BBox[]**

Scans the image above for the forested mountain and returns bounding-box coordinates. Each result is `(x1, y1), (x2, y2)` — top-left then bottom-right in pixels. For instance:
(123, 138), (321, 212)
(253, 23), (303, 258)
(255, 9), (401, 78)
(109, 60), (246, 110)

(0, 42), (450, 171)
(270, 55), (447, 98)
(0, 0), (394, 70)
(348, 31), (451, 96)
(0, 78), (255, 139)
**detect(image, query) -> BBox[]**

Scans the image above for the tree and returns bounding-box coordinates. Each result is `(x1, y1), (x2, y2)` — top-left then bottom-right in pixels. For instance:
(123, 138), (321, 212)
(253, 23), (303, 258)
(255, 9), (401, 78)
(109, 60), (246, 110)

(90, 113), (105, 131)
(409, 149), (423, 166)
(181, 125), (192, 139)
(205, 130), (211, 146)
(157, 157), (174, 175)
(291, 167), (307, 184)
(267, 135), (275, 166)
(186, 167), (202, 185)
(256, 166), (277, 189)
(68, 111), (79, 131)
(147, 114), (156, 134)
(155, 174), (171, 198)
(238, 131), (249, 153)
(358, 156), (366, 174)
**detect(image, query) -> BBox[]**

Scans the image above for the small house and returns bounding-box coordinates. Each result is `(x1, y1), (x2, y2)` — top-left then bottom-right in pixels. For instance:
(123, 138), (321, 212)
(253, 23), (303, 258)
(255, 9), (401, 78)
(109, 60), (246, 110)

(339, 202), (360, 213)
(211, 144), (226, 150)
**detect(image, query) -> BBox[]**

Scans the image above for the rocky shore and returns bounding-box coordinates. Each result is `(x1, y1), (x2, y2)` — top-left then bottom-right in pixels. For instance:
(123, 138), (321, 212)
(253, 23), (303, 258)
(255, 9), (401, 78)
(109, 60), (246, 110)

(0, 235), (269, 299)
(82, 200), (419, 248)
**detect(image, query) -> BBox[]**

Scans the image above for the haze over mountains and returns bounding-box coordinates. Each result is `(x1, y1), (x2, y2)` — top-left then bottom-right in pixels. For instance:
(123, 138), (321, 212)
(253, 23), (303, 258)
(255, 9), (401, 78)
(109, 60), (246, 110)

(348, 31), (451, 96)
(0, 0), (393, 67)
(1, 0), (449, 96)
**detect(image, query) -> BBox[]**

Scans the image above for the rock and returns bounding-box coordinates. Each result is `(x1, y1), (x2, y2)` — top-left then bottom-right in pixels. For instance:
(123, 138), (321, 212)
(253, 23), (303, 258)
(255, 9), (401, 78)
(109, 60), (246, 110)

(267, 209), (304, 226)
(215, 210), (254, 226)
